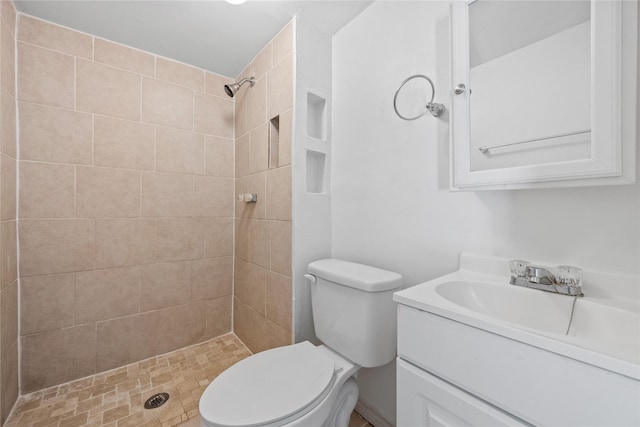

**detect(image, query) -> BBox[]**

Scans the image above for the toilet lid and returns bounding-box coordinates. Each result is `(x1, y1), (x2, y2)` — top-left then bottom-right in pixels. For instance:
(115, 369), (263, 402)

(200, 341), (335, 427)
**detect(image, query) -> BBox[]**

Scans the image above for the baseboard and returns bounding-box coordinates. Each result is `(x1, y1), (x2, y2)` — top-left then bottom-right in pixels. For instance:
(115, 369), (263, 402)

(355, 400), (394, 427)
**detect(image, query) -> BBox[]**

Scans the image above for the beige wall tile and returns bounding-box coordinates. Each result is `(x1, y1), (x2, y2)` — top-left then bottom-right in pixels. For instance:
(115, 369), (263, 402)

(270, 220), (291, 276)
(273, 20), (294, 65)
(141, 172), (193, 217)
(202, 217), (233, 258)
(205, 296), (232, 339)
(205, 136), (234, 178)
(0, 221), (16, 287)
(76, 166), (141, 218)
(266, 271), (292, 332)
(75, 267), (140, 324)
(249, 220), (270, 269)
(194, 176), (233, 217)
(156, 128), (204, 175)
(235, 90), (248, 138)
(234, 259), (266, 315)
(192, 257), (232, 302)
(94, 38), (155, 76)
(18, 42), (74, 108)
(205, 72), (234, 99)
(156, 218), (203, 263)
(142, 77), (193, 130)
(278, 109), (292, 166)
(235, 173), (266, 219)
(2, 21), (15, 96)
(19, 219), (95, 277)
(266, 54), (293, 120)
(18, 15), (93, 58)
(0, 280), (18, 354)
(235, 133), (250, 178)
(20, 273), (75, 336)
(2, 1), (16, 35)
(1, 155), (16, 220)
(21, 324), (97, 392)
(94, 115), (155, 170)
(234, 218), (249, 261)
(266, 166), (291, 221)
(1, 87), (17, 158)
(96, 313), (157, 372)
(194, 92), (233, 138)
(95, 219), (155, 269)
(151, 303), (206, 355)
(140, 261), (191, 312)
(251, 44), (272, 80)
(233, 297), (266, 353)
(19, 102), (92, 165)
(19, 161), (75, 219)
(1, 341), (18, 423)
(156, 57), (204, 92)
(76, 59), (141, 121)
(250, 123), (269, 173)
(246, 77), (266, 131)
(264, 319), (291, 349)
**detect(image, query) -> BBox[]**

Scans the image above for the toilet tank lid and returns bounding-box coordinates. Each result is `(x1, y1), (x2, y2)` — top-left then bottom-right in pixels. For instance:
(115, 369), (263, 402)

(308, 259), (402, 292)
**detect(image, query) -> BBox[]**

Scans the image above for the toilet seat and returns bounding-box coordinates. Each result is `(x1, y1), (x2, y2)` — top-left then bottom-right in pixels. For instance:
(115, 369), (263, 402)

(200, 341), (336, 427)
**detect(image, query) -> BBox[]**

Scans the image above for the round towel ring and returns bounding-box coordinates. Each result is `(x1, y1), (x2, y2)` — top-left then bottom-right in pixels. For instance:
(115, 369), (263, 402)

(393, 74), (445, 120)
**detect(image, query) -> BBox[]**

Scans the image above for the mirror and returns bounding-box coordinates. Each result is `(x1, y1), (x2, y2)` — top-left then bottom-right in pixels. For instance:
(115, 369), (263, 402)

(450, 0), (637, 190)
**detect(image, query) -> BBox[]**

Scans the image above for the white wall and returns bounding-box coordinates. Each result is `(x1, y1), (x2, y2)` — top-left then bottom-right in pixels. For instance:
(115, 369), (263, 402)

(331, 1), (639, 425)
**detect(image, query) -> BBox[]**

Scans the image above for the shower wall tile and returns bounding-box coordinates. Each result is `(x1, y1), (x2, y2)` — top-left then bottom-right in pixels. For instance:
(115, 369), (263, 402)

(93, 115), (155, 170)
(250, 122), (269, 173)
(1, 1), (16, 36)
(19, 219), (95, 277)
(94, 218), (156, 269)
(1, 341), (18, 422)
(94, 38), (155, 76)
(15, 13), (236, 395)
(249, 219), (270, 269)
(234, 219), (250, 261)
(18, 15), (92, 58)
(235, 133), (251, 178)
(17, 42), (74, 108)
(205, 71), (234, 98)
(76, 59), (142, 121)
(270, 220), (292, 277)
(19, 102), (93, 165)
(0, 280), (18, 357)
(156, 127), (205, 175)
(142, 77), (194, 130)
(246, 76), (266, 131)
(266, 271), (292, 332)
(266, 165), (292, 221)
(234, 259), (266, 316)
(272, 20), (294, 65)
(19, 161), (75, 218)
(251, 44), (272, 80)
(75, 267), (140, 323)
(278, 109), (293, 166)
(141, 171), (194, 217)
(266, 53), (293, 120)
(76, 166), (141, 218)
(156, 57), (204, 92)
(139, 261), (191, 312)
(21, 324), (97, 392)
(205, 136), (234, 178)
(20, 274), (75, 335)
(192, 257), (233, 301)
(194, 92), (234, 137)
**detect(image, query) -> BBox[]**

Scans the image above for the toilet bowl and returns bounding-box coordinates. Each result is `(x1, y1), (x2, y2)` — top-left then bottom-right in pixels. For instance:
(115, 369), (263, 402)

(199, 259), (402, 427)
(199, 342), (359, 427)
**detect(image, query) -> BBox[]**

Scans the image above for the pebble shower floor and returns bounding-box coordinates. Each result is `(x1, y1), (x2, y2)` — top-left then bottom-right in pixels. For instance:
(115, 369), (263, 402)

(4, 334), (374, 427)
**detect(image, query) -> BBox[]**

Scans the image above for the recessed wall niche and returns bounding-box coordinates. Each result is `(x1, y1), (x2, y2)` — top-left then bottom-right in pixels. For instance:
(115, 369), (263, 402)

(306, 92), (326, 140)
(270, 116), (280, 168)
(306, 150), (326, 194)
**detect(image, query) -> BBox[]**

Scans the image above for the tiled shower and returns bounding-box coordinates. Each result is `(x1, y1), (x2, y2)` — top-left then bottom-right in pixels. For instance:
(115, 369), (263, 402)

(0, 0), (294, 422)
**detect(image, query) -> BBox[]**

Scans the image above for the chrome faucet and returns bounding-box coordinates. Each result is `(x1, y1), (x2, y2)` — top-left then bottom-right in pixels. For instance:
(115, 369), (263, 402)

(509, 261), (583, 297)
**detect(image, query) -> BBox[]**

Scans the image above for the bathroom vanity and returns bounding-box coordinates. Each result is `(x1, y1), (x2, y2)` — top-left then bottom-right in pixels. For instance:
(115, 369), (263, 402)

(394, 254), (640, 426)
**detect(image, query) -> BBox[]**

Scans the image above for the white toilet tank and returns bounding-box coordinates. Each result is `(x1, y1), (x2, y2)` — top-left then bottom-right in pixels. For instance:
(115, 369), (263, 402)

(307, 259), (403, 368)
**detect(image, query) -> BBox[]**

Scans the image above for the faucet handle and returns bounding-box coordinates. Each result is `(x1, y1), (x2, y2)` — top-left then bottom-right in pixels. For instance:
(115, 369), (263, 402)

(509, 259), (531, 278)
(556, 265), (583, 287)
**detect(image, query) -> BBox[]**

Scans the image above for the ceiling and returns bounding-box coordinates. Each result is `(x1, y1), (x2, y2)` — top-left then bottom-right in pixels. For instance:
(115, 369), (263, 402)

(14, 0), (373, 78)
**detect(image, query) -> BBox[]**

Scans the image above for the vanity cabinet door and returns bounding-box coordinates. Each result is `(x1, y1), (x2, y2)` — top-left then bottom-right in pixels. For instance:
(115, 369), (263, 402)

(397, 359), (527, 427)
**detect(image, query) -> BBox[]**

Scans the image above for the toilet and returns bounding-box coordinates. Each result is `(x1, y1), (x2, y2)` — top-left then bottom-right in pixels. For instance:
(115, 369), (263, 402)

(199, 259), (402, 427)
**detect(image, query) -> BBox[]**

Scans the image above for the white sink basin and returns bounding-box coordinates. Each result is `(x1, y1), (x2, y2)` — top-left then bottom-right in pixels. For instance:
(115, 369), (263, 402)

(394, 253), (640, 379)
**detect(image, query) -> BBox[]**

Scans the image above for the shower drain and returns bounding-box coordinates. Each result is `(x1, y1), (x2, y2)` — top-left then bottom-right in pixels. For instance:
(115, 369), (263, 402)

(144, 392), (170, 409)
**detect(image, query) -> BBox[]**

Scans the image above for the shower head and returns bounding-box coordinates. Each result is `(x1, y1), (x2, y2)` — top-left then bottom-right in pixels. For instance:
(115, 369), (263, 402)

(224, 77), (255, 97)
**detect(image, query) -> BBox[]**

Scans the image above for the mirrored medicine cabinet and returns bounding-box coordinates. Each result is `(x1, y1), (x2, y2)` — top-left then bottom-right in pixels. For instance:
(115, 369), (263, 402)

(450, 0), (638, 190)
